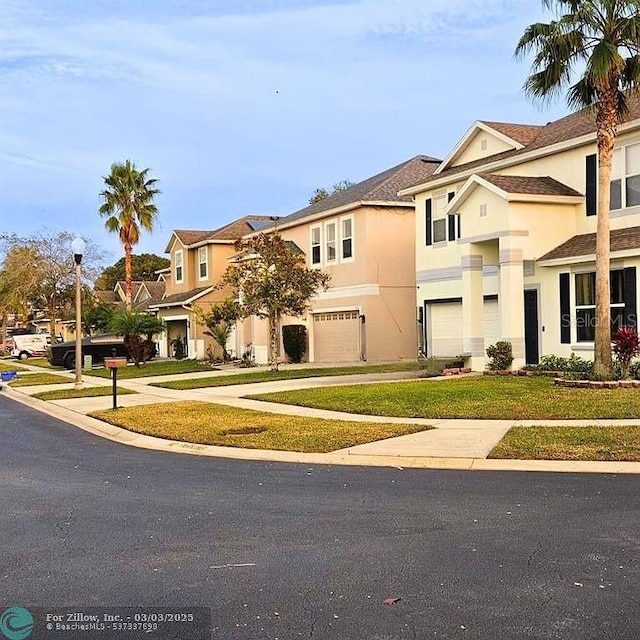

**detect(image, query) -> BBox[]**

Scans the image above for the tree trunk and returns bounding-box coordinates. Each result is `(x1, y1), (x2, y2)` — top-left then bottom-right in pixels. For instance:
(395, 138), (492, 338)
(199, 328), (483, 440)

(268, 312), (280, 371)
(593, 89), (618, 378)
(49, 294), (57, 344)
(125, 243), (133, 311)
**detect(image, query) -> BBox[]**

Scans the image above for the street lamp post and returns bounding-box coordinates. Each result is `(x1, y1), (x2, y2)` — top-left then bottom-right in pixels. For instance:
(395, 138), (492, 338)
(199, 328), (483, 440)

(72, 237), (86, 390)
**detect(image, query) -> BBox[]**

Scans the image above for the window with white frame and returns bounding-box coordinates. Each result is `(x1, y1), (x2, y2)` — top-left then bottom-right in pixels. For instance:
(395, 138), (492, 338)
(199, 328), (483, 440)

(311, 226), (321, 265)
(610, 141), (640, 210)
(175, 250), (183, 283)
(432, 193), (447, 243)
(325, 221), (337, 263)
(575, 270), (625, 342)
(341, 217), (353, 260)
(198, 246), (208, 280)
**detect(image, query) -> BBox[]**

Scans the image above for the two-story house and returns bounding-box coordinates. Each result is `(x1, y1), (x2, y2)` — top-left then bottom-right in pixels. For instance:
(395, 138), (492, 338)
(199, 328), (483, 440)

(400, 95), (640, 370)
(242, 155), (441, 364)
(150, 215), (276, 359)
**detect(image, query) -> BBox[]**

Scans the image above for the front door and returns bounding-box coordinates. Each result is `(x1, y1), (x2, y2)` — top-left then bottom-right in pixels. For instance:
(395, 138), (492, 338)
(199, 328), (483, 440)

(524, 290), (539, 365)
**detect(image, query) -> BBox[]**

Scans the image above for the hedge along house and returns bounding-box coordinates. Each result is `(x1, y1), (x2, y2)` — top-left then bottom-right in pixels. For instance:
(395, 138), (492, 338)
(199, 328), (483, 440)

(400, 95), (640, 371)
(239, 155), (441, 364)
(149, 216), (276, 359)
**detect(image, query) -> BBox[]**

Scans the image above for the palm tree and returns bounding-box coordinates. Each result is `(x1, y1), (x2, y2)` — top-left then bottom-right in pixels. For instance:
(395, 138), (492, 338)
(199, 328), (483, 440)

(515, 0), (640, 377)
(99, 160), (160, 310)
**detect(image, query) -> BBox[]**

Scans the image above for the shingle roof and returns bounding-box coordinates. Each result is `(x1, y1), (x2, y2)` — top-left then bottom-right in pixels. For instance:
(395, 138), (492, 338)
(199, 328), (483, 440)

(478, 174), (582, 197)
(150, 286), (214, 308)
(427, 92), (640, 184)
(173, 230), (211, 246)
(539, 226), (640, 261)
(480, 122), (544, 146)
(280, 155), (441, 225)
(93, 290), (119, 304)
(208, 215), (278, 241)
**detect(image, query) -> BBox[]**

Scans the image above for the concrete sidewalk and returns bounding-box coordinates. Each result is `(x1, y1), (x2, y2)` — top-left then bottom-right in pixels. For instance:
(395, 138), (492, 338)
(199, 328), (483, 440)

(3, 366), (640, 474)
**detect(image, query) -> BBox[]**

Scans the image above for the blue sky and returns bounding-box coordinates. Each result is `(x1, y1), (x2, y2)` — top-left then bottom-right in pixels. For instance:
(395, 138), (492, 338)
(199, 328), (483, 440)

(1, 0), (571, 265)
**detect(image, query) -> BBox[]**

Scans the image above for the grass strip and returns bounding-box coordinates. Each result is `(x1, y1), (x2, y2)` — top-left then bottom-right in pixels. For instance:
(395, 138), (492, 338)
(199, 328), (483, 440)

(33, 386), (138, 401)
(247, 376), (640, 420)
(85, 360), (219, 379)
(0, 362), (28, 372)
(152, 361), (426, 390)
(489, 425), (640, 461)
(9, 373), (73, 387)
(89, 401), (432, 453)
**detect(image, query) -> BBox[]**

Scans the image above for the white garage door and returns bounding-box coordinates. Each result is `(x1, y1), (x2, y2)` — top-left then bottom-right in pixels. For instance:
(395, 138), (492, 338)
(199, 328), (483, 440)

(484, 299), (501, 347)
(429, 303), (463, 357)
(429, 299), (501, 357)
(313, 310), (360, 362)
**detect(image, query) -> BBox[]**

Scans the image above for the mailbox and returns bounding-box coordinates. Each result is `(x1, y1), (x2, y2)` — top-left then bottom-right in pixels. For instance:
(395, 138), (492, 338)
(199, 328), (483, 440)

(105, 358), (127, 369)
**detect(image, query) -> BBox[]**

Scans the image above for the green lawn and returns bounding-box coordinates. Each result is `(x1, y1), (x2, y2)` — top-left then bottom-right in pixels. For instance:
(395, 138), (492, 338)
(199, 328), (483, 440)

(33, 386), (138, 401)
(247, 376), (640, 420)
(152, 361), (426, 390)
(490, 425), (640, 461)
(8, 372), (73, 387)
(22, 357), (53, 368)
(89, 401), (432, 453)
(0, 361), (27, 372)
(85, 359), (218, 379)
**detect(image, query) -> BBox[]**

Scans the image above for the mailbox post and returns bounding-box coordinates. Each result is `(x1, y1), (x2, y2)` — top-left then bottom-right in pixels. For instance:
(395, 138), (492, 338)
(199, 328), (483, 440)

(104, 358), (127, 410)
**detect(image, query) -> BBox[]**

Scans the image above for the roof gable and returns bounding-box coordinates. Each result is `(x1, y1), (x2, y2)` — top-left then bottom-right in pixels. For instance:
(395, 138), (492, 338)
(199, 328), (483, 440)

(436, 121), (542, 174)
(447, 173), (583, 212)
(401, 92), (640, 196)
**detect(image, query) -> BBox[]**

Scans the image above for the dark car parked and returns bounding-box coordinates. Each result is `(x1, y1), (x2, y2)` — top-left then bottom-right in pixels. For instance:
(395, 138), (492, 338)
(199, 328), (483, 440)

(47, 335), (130, 369)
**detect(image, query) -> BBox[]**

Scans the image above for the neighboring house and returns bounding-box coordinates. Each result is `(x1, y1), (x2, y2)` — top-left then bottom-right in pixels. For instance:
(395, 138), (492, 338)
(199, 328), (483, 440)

(94, 280), (166, 313)
(399, 95), (640, 370)
(243, 155), (441, 364)
(149, 216), (277, 359)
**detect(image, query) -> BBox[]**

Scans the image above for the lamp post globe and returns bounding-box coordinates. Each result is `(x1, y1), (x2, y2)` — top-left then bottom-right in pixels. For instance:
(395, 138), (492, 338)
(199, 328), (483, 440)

(72, 237), (85, 389)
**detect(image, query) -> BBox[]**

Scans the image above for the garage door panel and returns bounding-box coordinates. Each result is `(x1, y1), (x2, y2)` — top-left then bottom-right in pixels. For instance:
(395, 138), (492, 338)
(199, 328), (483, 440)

(313, 311), (360, 362)
(429, 303), (462, 357)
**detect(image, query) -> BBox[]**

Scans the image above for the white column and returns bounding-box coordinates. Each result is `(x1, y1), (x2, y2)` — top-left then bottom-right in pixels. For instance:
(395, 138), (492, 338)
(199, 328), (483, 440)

(499, 238), (525, 370)
(461, 248), (485, 371)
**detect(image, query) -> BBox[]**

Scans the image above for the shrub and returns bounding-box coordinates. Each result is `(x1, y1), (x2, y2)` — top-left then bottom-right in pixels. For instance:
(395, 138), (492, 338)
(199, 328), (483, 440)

(629, 359), (640, 380)
(613, 326), (640, 380)
(172, 335), (186, 360)
(486, 341), (513, 370)
(282, 325), (307, 363)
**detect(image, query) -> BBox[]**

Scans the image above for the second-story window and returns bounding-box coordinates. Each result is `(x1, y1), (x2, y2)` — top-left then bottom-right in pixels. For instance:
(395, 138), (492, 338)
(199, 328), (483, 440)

(611, 142), (640, 210)
(198, 246), (208, 280)
(325, 222), (337, 263)
(311, 226), (321, 265)
(341, 217), (353, 259)
(175, 250), (183, 283)
(432, 194), (447, 243)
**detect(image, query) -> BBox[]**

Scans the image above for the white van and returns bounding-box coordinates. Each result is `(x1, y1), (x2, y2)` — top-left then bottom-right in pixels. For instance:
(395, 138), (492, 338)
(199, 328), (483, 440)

(11, 334), (50, 360)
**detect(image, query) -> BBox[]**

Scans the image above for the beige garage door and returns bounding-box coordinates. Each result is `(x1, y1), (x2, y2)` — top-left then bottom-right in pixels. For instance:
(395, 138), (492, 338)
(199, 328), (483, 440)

(429, 303), (463, 357)
(313, 310), (360, 362)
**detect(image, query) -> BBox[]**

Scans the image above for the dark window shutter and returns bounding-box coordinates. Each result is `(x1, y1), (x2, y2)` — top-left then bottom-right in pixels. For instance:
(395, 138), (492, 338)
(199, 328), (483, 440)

(586, 154), (597, 216)
(456, 213), (461, 239)
(560, 273), (571, 343)
(425, 199), (432, 246)
(624, 266), (637, 327)
(447, 214), (456, 241)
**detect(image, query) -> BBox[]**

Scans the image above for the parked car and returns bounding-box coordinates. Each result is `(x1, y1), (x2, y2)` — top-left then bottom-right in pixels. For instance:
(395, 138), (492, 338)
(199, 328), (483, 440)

(11, 334), (49, 360)
(46, 335), (157, 369)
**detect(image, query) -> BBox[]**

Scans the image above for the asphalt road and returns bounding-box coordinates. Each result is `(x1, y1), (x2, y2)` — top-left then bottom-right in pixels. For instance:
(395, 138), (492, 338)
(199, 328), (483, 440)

(1, 393), (639, 640)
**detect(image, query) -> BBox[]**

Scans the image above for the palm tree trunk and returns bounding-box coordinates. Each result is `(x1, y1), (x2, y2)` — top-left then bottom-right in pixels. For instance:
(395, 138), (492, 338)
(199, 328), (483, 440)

(593, 90), (617, 378)
(124, 243), (133, 311)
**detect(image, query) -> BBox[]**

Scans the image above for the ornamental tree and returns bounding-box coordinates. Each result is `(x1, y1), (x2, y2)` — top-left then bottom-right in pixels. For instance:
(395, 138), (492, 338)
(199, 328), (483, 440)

(219, 233), (330, 370)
